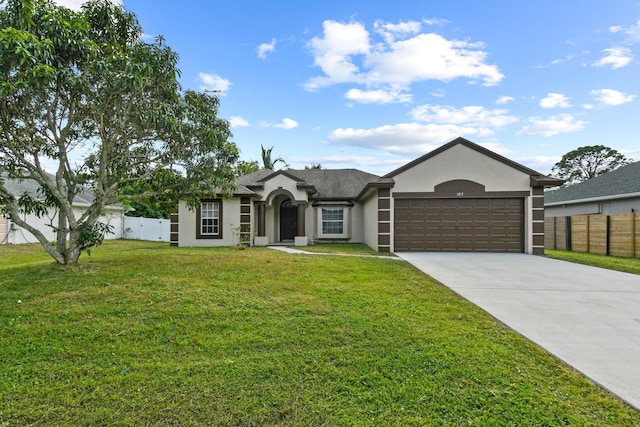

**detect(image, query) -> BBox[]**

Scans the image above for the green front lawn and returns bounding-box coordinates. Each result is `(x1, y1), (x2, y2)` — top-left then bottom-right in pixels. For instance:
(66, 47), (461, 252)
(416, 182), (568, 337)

(2, 241), (639, 426)
(545, 249), (640, 275)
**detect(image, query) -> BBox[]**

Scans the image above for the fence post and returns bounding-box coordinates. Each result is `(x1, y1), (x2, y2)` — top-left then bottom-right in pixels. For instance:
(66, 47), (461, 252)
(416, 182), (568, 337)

(634, 212), (638, 258)
(606, 215), (610, 256)
(565, 216), (572, 251)
(586, 215), (590, 254)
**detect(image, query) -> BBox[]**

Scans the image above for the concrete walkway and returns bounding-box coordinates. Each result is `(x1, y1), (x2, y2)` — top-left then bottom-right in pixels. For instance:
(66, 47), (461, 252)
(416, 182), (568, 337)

(397, 252), (640, 410)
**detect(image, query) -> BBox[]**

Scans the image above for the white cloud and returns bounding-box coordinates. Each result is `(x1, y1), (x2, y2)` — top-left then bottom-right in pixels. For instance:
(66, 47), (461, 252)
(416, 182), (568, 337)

(52, 0), (121, 10)
(423, 18), (450, 27)
(305, 21), (371, 90)
(609, 20), (640, 43)
(373, 19), (422, 44)
(304, 19), (504, 99)
(328, 103), (517, 155)
(345, 88), (412, 104)
(410, 104), (518, 128)
(275, 118), (299, 129)
(517, 114), (587, 137)
(550, 54), (576, 65)
(228, 116), (249, 128)
(496, 96), (514, 105)
(591, 88), (636, 106)
(329, 122), (489, 155)
(620, 148), (640, 161)
(257, 38), (276, 59)
(198, 73), (231, 94)
(535, 52), (577, 68)
(593, 47), (632, 69)
(539, 93), (571, 109)
(476, 142), (512, 156)
(261, 118), (299, 130)
(517, 156), (560, 173)
(365, 33), (504, 87)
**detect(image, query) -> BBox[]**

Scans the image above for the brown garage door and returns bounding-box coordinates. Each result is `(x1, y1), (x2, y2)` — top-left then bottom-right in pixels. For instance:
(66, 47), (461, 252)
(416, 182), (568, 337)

(394, 198), (524, 252)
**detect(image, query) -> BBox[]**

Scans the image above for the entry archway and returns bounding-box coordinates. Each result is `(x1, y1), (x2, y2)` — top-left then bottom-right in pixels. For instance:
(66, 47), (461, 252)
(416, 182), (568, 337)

(279, 199), (297, 241)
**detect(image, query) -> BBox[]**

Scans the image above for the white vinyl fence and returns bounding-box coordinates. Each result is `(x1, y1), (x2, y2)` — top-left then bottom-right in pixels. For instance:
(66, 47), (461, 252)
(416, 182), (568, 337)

(124, 217), (171, 242)
(1, 208), (124, 245)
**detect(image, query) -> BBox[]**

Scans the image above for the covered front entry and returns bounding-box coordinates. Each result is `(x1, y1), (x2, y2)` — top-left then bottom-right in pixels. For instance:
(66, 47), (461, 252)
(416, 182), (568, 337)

(394, 198), (524, 252)
(279, 199), (297, 241)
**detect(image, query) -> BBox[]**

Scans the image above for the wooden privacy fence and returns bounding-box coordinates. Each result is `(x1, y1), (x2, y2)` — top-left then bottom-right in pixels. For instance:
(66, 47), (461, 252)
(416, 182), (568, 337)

(545, 213), (640, 258)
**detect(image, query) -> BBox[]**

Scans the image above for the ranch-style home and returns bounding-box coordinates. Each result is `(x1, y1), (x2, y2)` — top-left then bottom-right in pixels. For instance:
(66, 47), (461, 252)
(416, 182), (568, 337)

(175, 137), (563, 254)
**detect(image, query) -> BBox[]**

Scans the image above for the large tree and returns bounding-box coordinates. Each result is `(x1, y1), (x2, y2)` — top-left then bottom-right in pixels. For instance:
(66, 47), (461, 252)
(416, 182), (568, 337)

(235, 159), (260, 176)
(0, 0), (239, 264)
(121, 169), (183, 219)
(551, 145), (632, 185)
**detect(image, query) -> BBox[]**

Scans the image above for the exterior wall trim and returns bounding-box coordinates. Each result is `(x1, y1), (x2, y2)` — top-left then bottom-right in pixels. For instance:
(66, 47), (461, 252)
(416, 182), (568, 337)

(240, 197), (251, 245)
(170, 213), (178, 246)
(531, 186), (545, 255)
(393, 191), (530, 199)
(377, 188), (391, 252)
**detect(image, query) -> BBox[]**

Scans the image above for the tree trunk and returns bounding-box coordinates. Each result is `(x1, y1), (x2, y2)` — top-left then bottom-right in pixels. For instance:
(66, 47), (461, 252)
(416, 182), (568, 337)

(4, 201), (81, 265)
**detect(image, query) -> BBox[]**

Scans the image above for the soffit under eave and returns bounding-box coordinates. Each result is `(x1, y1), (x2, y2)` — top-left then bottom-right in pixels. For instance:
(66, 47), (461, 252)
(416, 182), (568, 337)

(311, 200), (355, 207)
(530, 176), (565, 188)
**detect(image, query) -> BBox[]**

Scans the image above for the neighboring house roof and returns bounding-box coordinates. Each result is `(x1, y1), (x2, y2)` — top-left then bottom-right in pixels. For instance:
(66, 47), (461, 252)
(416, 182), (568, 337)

(238, 168), (383, 200)
(0, 173), (121, 209)
(545, 161), (640, 206)
(384, 137), (564, 187)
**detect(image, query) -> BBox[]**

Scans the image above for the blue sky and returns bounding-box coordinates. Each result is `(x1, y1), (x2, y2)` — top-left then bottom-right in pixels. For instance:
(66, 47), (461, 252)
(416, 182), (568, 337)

(58, 0), (640, 175)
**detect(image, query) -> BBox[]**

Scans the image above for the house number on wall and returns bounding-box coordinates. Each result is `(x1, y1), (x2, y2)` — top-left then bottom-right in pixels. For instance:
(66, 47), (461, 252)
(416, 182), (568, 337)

(456, 192), (464, 197)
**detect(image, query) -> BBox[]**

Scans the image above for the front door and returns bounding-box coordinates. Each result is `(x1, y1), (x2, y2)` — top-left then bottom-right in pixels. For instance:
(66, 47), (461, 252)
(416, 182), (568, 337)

(280, 200), (297, 241)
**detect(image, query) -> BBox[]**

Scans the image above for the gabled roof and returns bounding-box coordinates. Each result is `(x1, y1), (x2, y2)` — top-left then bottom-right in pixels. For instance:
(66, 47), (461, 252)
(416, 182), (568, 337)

(545, 161), (640, 205)
(236, 169), (277, 186)
(384, 137), (564, 187)
(237, 168), (382, 200)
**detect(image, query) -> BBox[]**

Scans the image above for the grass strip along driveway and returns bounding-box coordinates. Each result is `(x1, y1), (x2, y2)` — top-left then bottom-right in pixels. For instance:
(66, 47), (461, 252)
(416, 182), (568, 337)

(2, 241), (639, 426)
(545, 249), (640, 275)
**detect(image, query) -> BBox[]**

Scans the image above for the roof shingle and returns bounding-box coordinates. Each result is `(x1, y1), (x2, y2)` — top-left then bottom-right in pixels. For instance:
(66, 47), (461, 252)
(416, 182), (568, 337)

(237, 169), (382, 200)
(545, 161), (640, 204)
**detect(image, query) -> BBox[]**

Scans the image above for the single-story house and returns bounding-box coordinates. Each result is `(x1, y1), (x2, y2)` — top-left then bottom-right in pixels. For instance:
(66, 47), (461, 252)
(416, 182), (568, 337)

(545, 161), (640, 217)
(0, 174), (124, 244)
(176, 137), (563, 254)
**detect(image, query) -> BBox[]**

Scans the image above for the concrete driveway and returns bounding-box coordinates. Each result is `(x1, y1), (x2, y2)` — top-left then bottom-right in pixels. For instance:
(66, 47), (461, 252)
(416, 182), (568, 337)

(396, 252), (640, 410)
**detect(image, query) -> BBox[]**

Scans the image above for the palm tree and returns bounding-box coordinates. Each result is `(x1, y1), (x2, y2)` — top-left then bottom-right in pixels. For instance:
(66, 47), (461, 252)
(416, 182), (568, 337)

(260, 145), (288, 170)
